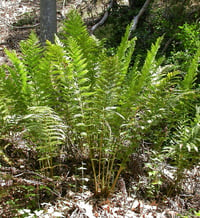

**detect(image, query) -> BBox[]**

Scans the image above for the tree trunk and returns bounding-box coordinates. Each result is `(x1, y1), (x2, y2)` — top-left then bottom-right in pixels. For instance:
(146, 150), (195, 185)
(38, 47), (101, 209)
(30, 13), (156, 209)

(40, 0), (57, 44)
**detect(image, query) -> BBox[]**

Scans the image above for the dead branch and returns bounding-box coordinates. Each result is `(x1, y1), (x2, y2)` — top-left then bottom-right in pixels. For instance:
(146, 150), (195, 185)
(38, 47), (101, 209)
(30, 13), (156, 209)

(1, 18), (40, 30)
(1, 167), (54, 182)
(11, 23), (40, 30)
(0, 167), (61, 196)
(90, 0), (114, 34)
(129, 0), (151, 37)
(12, 177), (61, 197)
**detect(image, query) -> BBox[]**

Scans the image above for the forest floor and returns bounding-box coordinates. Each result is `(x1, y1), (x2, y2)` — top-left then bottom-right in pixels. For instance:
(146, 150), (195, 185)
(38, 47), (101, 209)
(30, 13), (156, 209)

(0, 0), (200, 217)
(0, 143), (199, 217)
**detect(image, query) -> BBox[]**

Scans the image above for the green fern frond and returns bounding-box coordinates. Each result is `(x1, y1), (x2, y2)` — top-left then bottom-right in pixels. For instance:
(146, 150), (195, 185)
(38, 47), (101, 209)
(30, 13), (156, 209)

(152, 65), (180, 89)
(27, 106), (66, 176)
(5, 49), (28, 95)
(116, 24), (137, 83)
(0, 97), (10, 134)
(0, 33), (44, 113)
(20, 31), (43, 75)
(124, 36), (163, 107)
(61, 10), (103, 84)
(117, 22), (134, 61)
(95, 56), (123, 108)
(120, 38), (136, 79)
(181, 47), (200, 90)
(37, 40), (70, 108)
(62, 10), (89, 42)
(1, 49), (31, 113)
(67, 37), (89, 79)
(23, 106), (67, 170)
(137, 36), (163, 91)
(62, 36), (96, 135)
(62, 10), (101, 52)
(192, 106), (200, 143)
(164, 106), (200, 169)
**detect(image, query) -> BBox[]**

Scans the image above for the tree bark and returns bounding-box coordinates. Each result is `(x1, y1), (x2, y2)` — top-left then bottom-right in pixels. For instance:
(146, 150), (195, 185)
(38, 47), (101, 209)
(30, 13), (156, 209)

(40, 0), (57, 44)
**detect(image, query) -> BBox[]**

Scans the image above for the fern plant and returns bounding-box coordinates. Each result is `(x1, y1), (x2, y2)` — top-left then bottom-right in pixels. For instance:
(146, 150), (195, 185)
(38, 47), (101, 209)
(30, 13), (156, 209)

(163, 106), (200, 195)
(0, 10), (199, 197)
(60, 11), (169, 195)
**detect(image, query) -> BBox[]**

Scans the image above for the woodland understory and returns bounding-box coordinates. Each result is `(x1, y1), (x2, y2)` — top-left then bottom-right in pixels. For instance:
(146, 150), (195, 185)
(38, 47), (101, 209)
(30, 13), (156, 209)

(0, 0), (200, 217)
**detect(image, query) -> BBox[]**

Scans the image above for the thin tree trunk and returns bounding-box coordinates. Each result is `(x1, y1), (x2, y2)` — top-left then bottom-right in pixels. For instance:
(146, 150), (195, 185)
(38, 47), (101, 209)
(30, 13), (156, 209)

(40, 0), (57, 44)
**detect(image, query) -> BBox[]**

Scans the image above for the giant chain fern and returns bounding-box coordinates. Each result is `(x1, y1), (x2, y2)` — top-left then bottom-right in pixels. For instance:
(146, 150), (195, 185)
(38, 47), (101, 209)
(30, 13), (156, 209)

(0, 10), (199, 196)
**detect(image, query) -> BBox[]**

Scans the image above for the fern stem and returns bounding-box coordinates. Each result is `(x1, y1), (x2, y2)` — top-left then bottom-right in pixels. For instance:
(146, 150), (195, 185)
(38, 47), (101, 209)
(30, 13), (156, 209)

(109, 164), (125, 195)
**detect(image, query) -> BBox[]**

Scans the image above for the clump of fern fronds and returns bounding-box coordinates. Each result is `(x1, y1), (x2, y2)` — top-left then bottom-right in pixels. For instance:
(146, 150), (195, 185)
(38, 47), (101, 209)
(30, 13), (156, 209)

(0, 10), (199, 197)
(22, 106), (67, 176)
